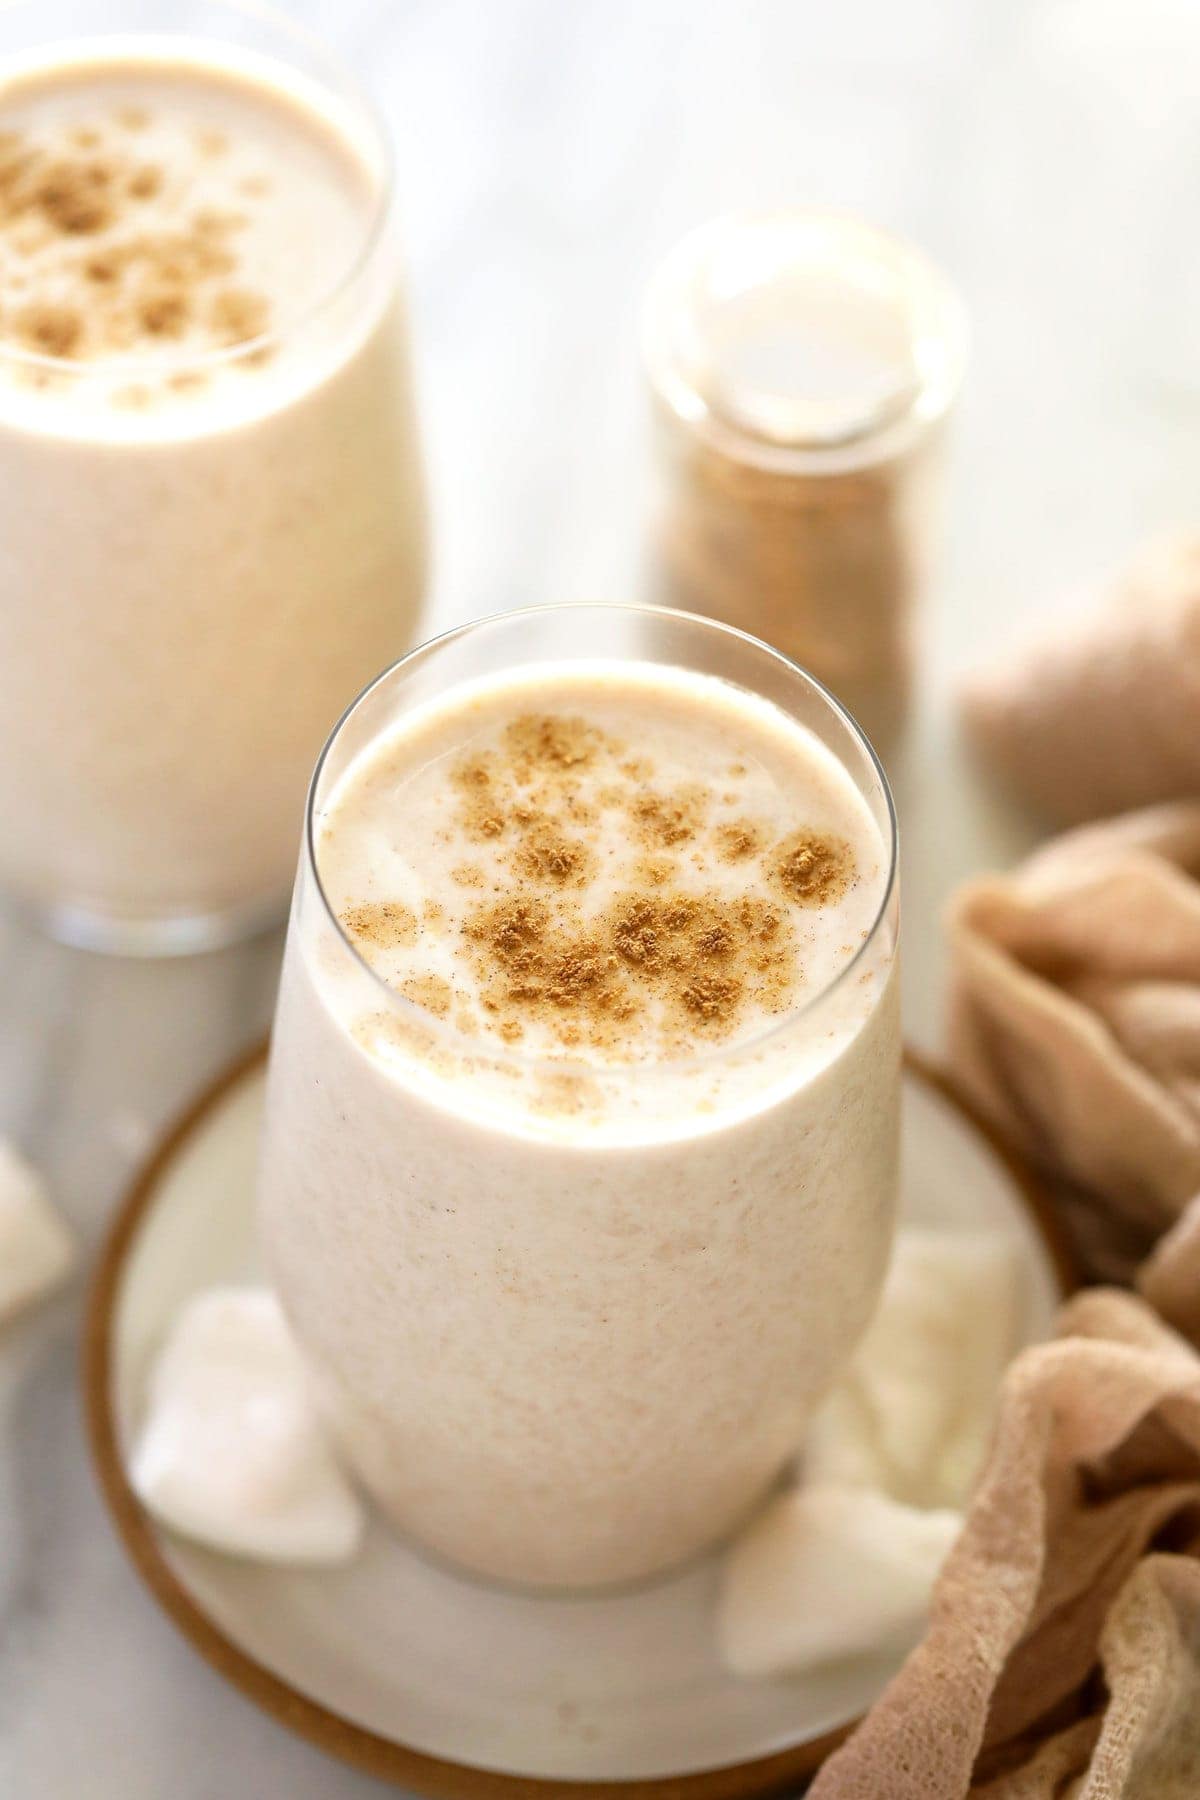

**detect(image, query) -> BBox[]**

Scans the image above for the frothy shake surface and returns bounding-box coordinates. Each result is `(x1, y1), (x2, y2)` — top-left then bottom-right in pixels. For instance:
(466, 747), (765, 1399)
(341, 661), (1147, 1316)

(0, 46), (375, 404)
(316, 662), (888, 1072)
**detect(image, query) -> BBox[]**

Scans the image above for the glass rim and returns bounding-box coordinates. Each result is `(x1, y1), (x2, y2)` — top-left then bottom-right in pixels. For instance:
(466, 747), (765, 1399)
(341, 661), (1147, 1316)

(641, 205), (970, 474)
(0, 0), (395, 380)
(302, 601), (900, 1081)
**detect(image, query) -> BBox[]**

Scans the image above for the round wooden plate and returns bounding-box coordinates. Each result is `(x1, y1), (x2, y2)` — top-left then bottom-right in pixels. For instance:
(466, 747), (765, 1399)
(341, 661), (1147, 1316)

(83, 1045), (1075, 1798)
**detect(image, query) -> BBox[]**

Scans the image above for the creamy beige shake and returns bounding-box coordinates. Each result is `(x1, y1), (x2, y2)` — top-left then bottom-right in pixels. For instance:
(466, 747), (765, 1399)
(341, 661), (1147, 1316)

(259, 628), (900, 1591)
(0, 31), (425, 945)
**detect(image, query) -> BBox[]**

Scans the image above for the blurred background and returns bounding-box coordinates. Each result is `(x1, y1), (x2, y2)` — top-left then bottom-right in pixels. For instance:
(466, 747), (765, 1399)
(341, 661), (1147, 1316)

(372, 0), (1200, 646)
(2, 0), (1198, 1793)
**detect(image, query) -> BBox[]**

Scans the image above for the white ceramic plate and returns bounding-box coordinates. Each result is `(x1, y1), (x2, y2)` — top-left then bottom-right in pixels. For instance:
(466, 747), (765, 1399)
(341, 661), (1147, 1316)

(85, 1048), (1072, 1798)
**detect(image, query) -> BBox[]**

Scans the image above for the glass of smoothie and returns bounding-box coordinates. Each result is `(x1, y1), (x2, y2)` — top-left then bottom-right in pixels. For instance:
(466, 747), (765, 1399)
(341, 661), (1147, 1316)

(0, 0), (426, 952)
(258, 603), (900, 1592)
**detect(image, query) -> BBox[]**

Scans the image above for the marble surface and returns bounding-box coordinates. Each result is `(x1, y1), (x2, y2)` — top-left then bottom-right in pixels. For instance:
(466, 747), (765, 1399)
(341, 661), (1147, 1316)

(2, 0), (1198, 1793)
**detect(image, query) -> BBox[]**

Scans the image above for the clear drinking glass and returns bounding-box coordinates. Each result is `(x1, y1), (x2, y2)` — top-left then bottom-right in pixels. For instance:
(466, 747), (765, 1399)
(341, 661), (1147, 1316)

(258, 603), (901, 1593)
(0, 0), (427, 953)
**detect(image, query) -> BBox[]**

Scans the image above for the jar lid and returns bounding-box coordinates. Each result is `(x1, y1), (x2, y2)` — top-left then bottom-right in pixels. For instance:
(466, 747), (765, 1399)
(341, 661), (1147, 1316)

(642, 211), (968, 465)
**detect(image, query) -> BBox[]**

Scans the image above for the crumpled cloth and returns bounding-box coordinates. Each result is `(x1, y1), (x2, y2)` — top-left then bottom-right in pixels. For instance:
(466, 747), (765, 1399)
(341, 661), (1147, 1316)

(809, 1283), (1200, 1799)
(960, 535), (1200, 827)
(945, 802), (1200, 1281)
(808, 805), (1200, 1796)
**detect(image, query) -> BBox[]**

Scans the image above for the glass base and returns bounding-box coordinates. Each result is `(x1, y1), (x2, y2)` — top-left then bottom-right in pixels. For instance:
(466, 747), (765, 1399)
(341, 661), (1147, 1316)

(371, 1466), (785, 1601)
(13, 887), (290, 958)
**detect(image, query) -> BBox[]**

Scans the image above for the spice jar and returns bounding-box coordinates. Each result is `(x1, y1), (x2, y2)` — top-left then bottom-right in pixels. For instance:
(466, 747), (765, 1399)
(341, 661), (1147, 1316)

(642, 211), (968, 750)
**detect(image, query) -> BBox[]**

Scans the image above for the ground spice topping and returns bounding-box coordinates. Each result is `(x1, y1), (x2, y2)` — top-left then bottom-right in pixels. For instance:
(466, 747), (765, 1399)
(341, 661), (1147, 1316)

(341, 900), (418, 957)
(0, 113), (272, 365)
(643, 219), (965, 753)
(461, 885), (793, 1052)
(374, 711), (856, 1054)
(334, 708), (863, 1060)
(714, 819), (765, 863)
(770, 830), (854, 906)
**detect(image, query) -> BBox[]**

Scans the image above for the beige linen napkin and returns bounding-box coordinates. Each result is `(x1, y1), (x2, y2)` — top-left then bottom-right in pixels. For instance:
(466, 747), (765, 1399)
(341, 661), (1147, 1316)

(808, 1285), (1200, 1800)
(960, 535), (1200, 827)
(806, 809), (1200, 1797)
(945, 802), (1200, 1279)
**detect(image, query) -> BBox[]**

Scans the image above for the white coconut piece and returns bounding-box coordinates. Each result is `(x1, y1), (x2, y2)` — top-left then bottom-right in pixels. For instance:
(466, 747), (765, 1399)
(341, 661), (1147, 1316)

(0, 1139), (74, 1323)
(804, 1226), (1024, 1509)
(717, 1483), (962, 1679)
(130, 1286), (364, 1566)
(929, 1234), (1025, 1507)
(801, 1378), (891, 1492)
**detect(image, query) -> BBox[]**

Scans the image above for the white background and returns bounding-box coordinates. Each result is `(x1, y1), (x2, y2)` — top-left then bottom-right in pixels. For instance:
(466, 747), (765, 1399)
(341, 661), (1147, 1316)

(2, 0), (1198, 1792)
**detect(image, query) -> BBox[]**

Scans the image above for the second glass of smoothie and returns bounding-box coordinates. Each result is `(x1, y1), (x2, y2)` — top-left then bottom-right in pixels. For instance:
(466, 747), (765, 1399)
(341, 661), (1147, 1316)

(258, 604), (900, 1592)
(0, 0), (427, 952)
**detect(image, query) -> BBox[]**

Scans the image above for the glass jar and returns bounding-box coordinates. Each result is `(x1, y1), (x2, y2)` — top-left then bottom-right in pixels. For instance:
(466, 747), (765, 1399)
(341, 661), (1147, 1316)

(643, 210), (967, 751)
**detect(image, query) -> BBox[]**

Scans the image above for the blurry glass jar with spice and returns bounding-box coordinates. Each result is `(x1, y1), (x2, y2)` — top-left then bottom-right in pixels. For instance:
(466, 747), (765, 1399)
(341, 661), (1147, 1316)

(642, 211), (967, 752)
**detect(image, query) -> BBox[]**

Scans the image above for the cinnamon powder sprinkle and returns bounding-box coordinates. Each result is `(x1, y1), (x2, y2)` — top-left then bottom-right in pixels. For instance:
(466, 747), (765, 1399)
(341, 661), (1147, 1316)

(450, 753), (507, 841)
(128, 164), (163, 201)
(138, 288), (189, 338)
(770, 830), (854, 906)
(400, 973), (452, 1018)
(505, 713), (605, 774)
(208, 285), (269, 346)
(634, 855), (675, 888)
(714, 818), (766, 863)
(31, 158), (115, 233)
(343, 709), (860, 1061)
(10, 302), (83, 357)
(341, 899), (418, 954)
(630, 784), (709, 849)
(512, 825), (593, 888)
(652, 398), (918, 747)
(0, 123), (273, 366)
(461, 885), (795, 1051)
